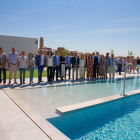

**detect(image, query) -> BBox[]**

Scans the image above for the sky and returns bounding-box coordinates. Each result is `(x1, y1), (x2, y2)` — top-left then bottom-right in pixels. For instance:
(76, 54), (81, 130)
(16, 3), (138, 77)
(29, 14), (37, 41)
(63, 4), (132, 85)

(0, 0), (140, 56)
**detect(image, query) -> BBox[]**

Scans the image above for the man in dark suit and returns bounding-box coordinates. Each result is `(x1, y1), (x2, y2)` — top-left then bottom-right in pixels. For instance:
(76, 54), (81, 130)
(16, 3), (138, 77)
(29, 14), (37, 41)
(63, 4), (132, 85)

(94, 52), (100, 78)
(71, 52), (79, 80)
(36, 50), (46, 83)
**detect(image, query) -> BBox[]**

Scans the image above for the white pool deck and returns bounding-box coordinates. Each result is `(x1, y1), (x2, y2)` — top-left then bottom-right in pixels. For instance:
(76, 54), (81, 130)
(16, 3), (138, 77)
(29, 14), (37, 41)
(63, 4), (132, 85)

(0, 72), (140, 140)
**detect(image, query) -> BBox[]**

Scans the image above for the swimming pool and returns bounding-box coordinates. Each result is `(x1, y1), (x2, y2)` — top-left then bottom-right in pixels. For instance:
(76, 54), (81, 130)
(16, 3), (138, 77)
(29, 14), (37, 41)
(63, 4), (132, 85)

(47, 93), (140, 139)
(13, 76), (140, 119)
(11, 76), (140, 139)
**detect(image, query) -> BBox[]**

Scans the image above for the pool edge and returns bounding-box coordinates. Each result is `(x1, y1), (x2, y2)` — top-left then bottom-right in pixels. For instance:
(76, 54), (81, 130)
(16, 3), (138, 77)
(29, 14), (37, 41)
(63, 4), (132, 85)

(56, 89), (140, 115)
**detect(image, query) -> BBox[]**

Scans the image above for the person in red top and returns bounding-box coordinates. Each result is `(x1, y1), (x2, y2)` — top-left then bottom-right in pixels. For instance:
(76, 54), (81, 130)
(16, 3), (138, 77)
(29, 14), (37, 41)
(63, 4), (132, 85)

(87, 54), (93, 79)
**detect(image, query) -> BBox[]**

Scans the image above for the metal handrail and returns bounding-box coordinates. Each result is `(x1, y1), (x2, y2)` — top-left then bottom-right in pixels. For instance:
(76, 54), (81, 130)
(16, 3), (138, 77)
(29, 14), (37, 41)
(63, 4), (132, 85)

(121, 63), (139, 96)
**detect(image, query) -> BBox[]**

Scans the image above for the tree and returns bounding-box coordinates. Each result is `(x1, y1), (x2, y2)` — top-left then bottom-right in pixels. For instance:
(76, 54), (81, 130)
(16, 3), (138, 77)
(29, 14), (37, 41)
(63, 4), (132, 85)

(110, 48), (115, 55)
(83, 53), (87, 56)
(58, 49), (68, 56)
(128, 51), (134, 57)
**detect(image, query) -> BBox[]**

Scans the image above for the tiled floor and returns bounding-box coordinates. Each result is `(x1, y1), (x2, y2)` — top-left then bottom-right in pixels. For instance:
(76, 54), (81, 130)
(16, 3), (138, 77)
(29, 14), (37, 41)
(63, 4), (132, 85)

(0, 122), (9, 140)
(0, 90), (50, 140)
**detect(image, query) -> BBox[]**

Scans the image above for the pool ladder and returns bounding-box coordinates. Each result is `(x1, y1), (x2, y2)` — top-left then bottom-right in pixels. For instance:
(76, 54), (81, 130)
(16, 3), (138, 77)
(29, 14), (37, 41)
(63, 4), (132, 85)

(121, 63), (139, 96)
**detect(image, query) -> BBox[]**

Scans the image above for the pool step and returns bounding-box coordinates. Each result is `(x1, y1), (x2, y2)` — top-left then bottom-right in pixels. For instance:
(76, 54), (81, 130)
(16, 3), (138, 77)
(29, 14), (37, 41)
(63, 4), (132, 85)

(56, 89), (140, 115)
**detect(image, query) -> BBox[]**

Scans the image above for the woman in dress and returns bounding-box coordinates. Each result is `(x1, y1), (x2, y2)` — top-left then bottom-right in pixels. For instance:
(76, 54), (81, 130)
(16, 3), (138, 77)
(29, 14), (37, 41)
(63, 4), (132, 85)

(126, 56), (130, 73)
(79, 54), (86, 79)
(99, 55), (106, 78)
(60, 51), (66, 80)
(28, 52), (35, 84)
(86, 54), (93, 79)
(46, 51), (53, 82)
(130, 56), (135, 73)
(84, 55), (87, 78)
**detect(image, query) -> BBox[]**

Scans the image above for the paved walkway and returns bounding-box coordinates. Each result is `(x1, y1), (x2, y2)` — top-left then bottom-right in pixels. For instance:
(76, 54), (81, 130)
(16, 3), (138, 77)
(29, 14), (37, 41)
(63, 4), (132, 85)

(0, 90), (50, 140)
(0, 71), (139, 140)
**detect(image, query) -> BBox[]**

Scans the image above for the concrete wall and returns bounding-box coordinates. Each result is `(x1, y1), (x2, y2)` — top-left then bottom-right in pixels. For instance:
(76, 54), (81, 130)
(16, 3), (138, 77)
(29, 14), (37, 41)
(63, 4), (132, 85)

(0, 35), (38, 56)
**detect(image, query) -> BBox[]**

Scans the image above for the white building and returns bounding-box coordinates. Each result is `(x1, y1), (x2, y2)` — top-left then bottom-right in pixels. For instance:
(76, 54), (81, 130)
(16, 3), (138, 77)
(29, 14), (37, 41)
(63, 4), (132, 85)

(0, 35), (38, 56)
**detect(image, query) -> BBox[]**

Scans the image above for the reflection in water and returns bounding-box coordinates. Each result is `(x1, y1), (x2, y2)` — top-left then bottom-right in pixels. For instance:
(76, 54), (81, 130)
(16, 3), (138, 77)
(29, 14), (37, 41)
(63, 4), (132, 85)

(135, 76), (140, 89)
(13, 76), (140, 119)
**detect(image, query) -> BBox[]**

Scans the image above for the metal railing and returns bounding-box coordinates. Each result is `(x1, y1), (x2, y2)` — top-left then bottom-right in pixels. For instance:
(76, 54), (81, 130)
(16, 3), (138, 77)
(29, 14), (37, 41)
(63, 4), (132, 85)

(121, 63), (139, 96)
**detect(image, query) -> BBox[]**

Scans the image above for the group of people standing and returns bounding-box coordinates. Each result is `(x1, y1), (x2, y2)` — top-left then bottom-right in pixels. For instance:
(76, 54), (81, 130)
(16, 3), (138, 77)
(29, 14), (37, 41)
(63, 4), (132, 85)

(122, 56), (139, 73)
(0, 46), (140, 86)
(85, 52), (117, 79)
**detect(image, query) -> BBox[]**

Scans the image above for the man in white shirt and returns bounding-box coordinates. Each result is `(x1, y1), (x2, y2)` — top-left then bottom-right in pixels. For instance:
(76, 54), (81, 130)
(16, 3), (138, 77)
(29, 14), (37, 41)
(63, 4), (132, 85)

(18, 51), (27, 84)
(8, 47), (19, 85)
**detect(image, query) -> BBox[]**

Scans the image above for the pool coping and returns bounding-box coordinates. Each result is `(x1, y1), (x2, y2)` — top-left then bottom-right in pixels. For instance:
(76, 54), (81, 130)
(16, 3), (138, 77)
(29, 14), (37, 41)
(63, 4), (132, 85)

(56, 89), (140, 115)
(2, 73), (139, 90)
(3, 88), (70, 140)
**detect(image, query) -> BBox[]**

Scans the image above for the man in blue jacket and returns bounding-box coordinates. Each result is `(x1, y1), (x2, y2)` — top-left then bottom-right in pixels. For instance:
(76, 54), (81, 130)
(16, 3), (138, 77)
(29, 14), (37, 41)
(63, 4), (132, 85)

(36, 50), (46, 83)
(65, 52), (71, 79)
(53, 51), (60, 81)
(71, 52), (79, 80)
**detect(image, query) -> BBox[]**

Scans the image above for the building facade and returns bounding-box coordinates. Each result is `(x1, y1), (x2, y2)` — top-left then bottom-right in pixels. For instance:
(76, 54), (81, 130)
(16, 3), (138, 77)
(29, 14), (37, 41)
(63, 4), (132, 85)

(39, 37), (52, 55)
(57, 47), (65, 53)
(0, 35), (38, 56)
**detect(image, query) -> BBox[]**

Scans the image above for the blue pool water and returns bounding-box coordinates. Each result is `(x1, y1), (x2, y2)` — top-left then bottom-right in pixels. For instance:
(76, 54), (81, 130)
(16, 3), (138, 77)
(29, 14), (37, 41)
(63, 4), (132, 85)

(47, 93), (140, 139)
